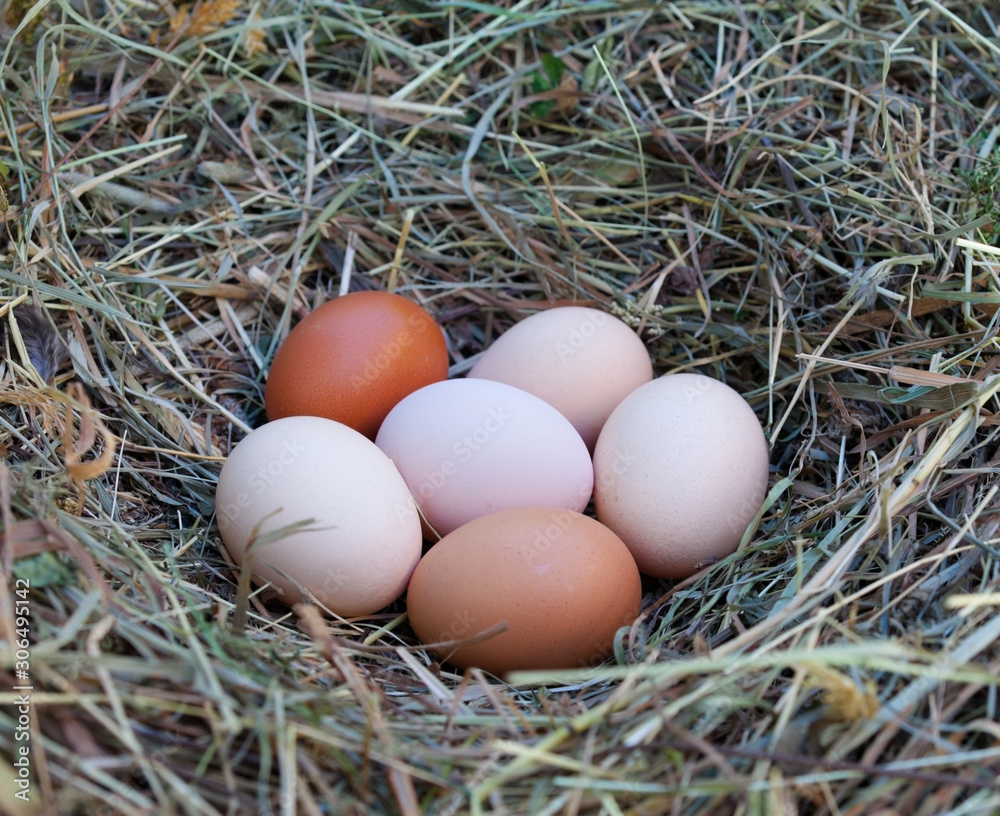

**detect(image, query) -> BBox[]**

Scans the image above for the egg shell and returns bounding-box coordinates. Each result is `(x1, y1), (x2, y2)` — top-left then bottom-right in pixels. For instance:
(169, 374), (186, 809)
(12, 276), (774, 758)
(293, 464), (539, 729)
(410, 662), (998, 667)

(264, 290), (448, 438)
(406, 507), (642, 675)
(375, 379), (594, 538)
(215, 416), (422, 616)
(468, 306), (653, 450)
(593, 373), (769, 579)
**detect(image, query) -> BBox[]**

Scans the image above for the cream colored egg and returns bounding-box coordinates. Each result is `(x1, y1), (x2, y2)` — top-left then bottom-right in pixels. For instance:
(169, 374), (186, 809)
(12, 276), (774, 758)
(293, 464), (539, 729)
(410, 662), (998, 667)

(215, 416), (422, 616)
(593, 373), (769, 579)
(468, 306), (653, 450)
(375, 379), (593, 538)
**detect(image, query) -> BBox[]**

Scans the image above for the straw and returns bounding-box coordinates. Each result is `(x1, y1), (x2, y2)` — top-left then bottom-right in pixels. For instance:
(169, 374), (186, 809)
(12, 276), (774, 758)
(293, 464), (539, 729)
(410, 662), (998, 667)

(1, 1), (999, 813)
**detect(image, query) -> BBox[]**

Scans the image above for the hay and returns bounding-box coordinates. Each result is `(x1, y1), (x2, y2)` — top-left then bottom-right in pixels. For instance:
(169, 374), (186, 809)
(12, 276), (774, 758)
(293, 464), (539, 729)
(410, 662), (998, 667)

(1, 0), (999, 813)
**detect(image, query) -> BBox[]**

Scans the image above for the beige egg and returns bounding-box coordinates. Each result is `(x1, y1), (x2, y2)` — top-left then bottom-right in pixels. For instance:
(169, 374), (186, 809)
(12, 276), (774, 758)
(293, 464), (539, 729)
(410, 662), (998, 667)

(468, 306), (652, 450)
(593, 373), (769, 579)
(406, 506), (642, 676)
(215, 416), (422, 616)
(375, 379), (593, 538)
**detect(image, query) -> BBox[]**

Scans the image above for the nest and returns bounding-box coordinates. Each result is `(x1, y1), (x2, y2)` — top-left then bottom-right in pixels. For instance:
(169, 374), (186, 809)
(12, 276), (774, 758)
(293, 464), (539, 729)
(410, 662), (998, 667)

(1, 1), (999, 813)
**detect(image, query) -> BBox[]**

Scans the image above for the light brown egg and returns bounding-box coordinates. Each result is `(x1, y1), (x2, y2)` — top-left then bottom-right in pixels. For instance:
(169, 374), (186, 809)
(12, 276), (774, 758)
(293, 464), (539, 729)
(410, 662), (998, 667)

(406, 507), (642, 676)
(468, 306), (653, 450)
(593, 373), (770, 579)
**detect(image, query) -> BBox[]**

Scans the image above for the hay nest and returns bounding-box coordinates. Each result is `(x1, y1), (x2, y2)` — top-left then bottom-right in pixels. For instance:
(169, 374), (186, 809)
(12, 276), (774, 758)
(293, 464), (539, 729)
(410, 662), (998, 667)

(1, 1), (999, 813)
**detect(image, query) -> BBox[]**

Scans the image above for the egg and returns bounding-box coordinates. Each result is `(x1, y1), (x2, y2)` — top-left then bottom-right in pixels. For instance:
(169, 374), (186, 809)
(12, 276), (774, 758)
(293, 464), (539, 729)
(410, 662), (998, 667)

(215, 416), (422, 616)
(468, 306), (653, 450)
(406, 507), (641, 675)
(375, 379), (593, 538)
(264, 290), (448, 438)
(593, 373), (769, 579)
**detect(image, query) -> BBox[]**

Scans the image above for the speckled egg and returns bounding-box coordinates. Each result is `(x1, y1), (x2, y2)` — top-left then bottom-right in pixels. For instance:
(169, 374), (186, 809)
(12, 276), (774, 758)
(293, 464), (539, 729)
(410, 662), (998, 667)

(468, 306), (653, 450)
(265, 290), (448, 438)
(593, 373), (770, 579)
(406, 507), (642, 675)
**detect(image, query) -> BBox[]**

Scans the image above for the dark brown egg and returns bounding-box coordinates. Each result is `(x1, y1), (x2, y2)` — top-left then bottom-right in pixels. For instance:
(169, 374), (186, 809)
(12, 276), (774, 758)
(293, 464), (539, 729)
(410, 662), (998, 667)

(265, 291), (448, 438)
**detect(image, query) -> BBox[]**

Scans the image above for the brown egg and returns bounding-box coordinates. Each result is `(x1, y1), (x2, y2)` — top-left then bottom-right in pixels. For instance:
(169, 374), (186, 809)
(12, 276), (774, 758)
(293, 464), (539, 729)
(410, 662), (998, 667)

(265, 291), (448, 438)
(406, 507), (641, 676)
